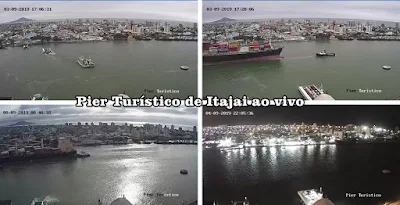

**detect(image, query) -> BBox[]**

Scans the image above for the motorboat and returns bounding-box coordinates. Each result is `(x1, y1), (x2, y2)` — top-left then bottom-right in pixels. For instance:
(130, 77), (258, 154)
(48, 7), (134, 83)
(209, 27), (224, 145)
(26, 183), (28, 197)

(31, 94), (49, 100)
(77, 56), (95, 68)
(42, 48), (55, 55)
(181, 66), (189, 70)
(383, 65), (392, 70)
(31, 198), (47, 205)
(118, 91), (130, 98)
(316, 46), (335, 57)
(180, 169), (188, 174)
(75, 151), (90, 158)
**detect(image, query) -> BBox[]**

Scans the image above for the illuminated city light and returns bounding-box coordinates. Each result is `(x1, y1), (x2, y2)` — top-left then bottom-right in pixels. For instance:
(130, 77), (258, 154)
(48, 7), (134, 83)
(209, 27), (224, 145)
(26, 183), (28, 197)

(251, 140), (256, 145)
(217, 138), (232, 147)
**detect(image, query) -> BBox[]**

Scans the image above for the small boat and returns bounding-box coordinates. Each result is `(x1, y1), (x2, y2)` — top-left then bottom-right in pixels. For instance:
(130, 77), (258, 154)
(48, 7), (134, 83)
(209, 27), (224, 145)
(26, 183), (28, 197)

(31, 94), (49, 100)
(42, 48), (55, 55)
(180, 169), (188, 174)
(23, 45), (29, 49)
(316, 46), (335, 57)
(181, 66), (189, 70)
(118, 91), (130, 98)
(75, 151), (90, 158)
(382, 169), (391, 174)
(383, 65), (392, 70)
(30, 198), (47, 205)
(77, 56), (95, 68)
(232, 197), (250, 205)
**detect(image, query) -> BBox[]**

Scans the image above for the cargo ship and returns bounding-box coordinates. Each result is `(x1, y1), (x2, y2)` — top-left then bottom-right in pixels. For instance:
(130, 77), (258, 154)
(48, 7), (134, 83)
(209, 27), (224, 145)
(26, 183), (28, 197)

(0, 139), (77, 164)
(203, 39), (283, 66)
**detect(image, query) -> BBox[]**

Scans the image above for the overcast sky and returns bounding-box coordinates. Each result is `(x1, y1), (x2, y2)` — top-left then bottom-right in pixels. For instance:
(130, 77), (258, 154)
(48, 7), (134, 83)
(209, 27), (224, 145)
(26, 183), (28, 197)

(0, 1), (197, 23)
(0, 105), (197, 129)
(203, 1), (400, 23)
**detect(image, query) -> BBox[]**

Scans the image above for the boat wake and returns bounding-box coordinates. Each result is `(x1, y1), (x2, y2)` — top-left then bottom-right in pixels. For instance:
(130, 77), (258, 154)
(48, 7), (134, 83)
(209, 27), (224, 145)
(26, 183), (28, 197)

(90, 74), (121, 79)
(27, 78), (66, 86)
(43, 195), (60, 204)
(286, 56), (314, 60)
(242, 75), (269, 92)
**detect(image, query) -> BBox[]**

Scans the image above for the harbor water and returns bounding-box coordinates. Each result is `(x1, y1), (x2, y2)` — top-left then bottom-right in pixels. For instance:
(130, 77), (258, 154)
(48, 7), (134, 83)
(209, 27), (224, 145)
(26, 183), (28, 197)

(0, 145), (197, 205)
(203, 40), (400, 100)
(0, 40), (197, 99)
(203, 143), (400, 205)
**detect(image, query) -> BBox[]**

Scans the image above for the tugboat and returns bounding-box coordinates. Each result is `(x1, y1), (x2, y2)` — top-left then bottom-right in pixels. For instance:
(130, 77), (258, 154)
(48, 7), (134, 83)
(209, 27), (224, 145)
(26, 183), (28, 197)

(180, 169), (188, 175)
(42, 48), (56, 55)
(180, 66), (189, 70)
(316, 46), (335, 57)
(77, 56), (95, 68)
(383, 65), (392, 70)
(75, 151), (90, 158)
(31, 94), (49, 100)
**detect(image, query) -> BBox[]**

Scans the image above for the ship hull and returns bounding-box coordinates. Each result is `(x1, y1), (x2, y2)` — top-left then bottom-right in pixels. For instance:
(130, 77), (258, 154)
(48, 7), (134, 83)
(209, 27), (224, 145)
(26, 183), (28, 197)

(203, 47), (283, 66)
(0, 151), (77, 164)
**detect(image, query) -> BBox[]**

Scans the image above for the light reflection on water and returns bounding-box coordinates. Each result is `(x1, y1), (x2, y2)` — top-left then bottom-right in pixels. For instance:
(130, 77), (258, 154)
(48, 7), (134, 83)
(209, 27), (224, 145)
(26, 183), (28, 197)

(221, 145), (339, 187)
(205, 144), (400, 204)
(0, 145), (197, 205)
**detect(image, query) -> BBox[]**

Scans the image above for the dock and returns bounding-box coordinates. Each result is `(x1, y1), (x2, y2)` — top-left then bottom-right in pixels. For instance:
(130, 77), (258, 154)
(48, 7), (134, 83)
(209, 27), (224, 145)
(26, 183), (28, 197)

(298, 85), (334, 100)
(297, 189), (323, 205)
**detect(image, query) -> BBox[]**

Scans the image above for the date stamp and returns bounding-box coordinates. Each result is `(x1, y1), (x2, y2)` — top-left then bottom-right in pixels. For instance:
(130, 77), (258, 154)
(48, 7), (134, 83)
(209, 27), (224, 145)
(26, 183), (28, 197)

(3, 7), (52, 12)
(205, 7), (255, 12)
(2, 110), (52, 115)
(205, 111), (254, 116)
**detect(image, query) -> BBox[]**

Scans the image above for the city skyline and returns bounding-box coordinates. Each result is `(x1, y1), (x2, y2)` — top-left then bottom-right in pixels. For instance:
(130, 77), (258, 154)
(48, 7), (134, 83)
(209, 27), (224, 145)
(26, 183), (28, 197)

(0, 1), (198, 24)
(203, 106), (400, 128)
(203, 1), (400, 23)
(0, 105), (197, 129)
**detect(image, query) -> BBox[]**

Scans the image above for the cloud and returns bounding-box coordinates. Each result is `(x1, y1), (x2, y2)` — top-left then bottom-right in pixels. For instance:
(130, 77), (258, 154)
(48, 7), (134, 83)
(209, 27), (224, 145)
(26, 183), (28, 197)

(0, 105), (198, 129)
(203, 1), (400, 23)
(0, 1), (197, 23)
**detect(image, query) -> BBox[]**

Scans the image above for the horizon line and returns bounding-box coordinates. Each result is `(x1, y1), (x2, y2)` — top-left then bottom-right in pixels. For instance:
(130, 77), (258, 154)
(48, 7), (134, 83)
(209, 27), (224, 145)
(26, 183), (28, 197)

(204, 17), (400, 24)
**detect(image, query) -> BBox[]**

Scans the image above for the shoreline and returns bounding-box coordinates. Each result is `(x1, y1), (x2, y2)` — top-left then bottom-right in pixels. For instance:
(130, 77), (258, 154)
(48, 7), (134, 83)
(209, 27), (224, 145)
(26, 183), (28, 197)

(5, 38), (197, 48)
